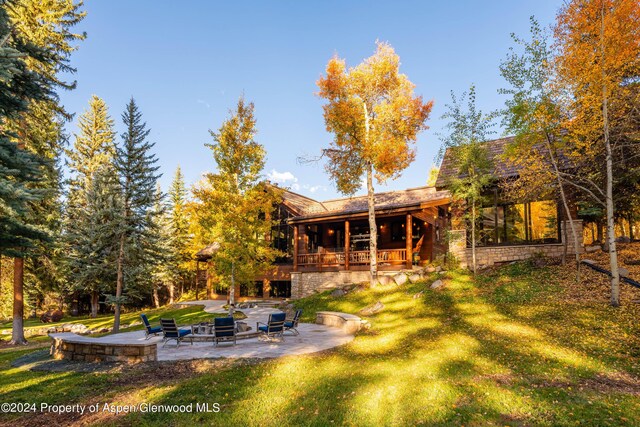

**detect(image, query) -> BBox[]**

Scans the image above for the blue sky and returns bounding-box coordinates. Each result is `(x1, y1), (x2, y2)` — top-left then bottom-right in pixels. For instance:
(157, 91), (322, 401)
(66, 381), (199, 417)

(60, 0), (561, 201)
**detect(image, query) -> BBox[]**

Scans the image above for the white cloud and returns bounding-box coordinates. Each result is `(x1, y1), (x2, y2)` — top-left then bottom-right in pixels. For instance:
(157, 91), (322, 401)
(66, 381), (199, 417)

(267, 169), (298, 184)
(196, 99), (211, 109)
(303, 184), (327, 194)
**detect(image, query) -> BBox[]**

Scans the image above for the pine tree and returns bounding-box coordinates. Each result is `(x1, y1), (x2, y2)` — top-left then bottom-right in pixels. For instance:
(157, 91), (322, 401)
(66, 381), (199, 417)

(112, 98), (161, 332)
(167, 166), (190, 303)
(148, 183), (171, 308)
(3, 0), (85, 344)
(193, 97), (281, 316)
(64, 96), (117, 316)
(66, 166), (122, 317)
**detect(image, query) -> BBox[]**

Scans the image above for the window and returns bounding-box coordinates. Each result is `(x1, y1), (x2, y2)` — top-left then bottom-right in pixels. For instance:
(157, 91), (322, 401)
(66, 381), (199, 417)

(240, 282), (264, 298)
(472, 190), (559, 247)
(271, 205), (295, 263)
(269, 281), (291, 298)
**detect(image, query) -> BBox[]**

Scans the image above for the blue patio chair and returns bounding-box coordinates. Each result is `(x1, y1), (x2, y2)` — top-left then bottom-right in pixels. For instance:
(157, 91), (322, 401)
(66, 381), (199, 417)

(213, 316), (236, 346)
(160, 318), (192, 347)
(284, 309), (302, 336)
(140, 313), (162, 339)
(256, 312), (286, 341)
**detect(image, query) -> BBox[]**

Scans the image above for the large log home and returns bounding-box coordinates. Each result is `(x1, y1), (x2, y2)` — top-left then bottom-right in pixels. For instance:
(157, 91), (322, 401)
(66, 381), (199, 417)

(196, 136), (584, 300)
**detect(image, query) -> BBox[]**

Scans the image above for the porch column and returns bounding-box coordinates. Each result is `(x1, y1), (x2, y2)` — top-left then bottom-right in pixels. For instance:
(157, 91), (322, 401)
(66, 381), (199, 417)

(406, 214), (412, 269)
(344, 220), (350, 271)
(293, 225), (299, 272)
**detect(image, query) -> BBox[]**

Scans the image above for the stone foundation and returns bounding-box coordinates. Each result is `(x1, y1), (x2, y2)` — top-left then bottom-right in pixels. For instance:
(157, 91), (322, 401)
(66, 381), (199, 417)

(450, 220), (584, 268)
(291, 270), (406, 299)
(50, 333), (157, 363)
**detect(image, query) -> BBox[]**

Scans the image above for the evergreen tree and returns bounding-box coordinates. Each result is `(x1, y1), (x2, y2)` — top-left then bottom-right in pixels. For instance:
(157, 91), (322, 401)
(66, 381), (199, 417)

(112, 98), (161, 332)
(0, 1), (62, 344)
(148, 183), (171, 308)
(2, 0), (85, 344)
(167, 166), (190, 303)
(64, 95), (117, 316)
(193, 98), (281, 316)
(65, 166), (122, 317)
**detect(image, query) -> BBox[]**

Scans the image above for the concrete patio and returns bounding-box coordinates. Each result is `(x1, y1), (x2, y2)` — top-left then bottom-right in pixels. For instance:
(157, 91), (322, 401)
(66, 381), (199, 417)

(50, 300), (356, 362)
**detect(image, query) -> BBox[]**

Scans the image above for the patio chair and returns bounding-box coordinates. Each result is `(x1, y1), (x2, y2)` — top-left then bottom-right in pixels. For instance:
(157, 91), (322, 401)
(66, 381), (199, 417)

(256, 312), (286, 341)
(213, 316), (236, 346)
(160, 318), (192, 347)
(284, 309), (302, 336)
(140, 313), (162, 339)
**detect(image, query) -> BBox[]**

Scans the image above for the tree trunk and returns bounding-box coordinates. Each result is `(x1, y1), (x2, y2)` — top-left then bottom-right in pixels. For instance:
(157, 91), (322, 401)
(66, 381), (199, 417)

(366, 162), (378, 285)
(597, 220), (604, 244)
(114, 234), (125, 333)
(10, 257), (27, 345)
(544, 133), (580, 281)
(90, 290), (99, 318)
(471, 200), (477, 274)
(152, 285), (160, 308)
(228, 262), (235, 317)
(601, 3), (620, 306)
(168, 282), (174, 304)
(629, 214), (635, 241)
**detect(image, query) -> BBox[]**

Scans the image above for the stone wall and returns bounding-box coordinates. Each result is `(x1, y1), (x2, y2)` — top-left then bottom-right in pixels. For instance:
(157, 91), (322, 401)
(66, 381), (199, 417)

(450, 220), (584, 268)
(50, 334), (157, 363)
(291, 270), (404, 299)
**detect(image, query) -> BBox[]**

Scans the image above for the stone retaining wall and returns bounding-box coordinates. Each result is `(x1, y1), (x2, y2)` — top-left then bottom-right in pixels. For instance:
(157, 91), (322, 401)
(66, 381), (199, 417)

(50, 334), (157, 363)
(291, 270), (403, 299)
(316, 311), (363, 334)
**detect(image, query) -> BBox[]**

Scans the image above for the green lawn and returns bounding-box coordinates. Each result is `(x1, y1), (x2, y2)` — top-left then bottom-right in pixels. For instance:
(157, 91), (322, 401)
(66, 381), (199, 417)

(1, 261), (640, 426)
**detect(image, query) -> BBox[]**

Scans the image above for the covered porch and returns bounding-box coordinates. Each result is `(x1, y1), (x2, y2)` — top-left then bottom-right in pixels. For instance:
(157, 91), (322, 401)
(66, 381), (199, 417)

(291, 204), (449, 272)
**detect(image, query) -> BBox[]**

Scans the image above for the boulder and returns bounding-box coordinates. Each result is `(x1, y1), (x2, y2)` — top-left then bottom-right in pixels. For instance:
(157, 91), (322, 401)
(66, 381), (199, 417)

(359, 301), (384, 316)
(40, 309), (63, 323)
(616, 236), (631, 243)
(408, 273), (422, 283)
(377, 275), (394, 286)
(430, 279), (444, 290)
(412, 291), (424, 299)
(393, 273), (408, 286)
(331, 288), (346, 297)
(435, 266), (442, 273)
(424, 266), (436, 273)
(619, 267), (630, 278)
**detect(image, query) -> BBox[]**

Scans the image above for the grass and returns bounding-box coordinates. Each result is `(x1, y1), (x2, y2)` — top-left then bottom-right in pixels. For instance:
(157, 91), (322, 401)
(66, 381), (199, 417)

(1, 260), (640, 426)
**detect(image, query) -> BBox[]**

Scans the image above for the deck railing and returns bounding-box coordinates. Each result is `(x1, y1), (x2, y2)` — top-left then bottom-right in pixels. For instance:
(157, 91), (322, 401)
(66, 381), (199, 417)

(296, 248), (407, 268)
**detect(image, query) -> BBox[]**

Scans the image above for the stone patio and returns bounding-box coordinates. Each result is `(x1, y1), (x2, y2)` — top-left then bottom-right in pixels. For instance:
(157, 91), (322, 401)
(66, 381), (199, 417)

(50, 300), (355, 362)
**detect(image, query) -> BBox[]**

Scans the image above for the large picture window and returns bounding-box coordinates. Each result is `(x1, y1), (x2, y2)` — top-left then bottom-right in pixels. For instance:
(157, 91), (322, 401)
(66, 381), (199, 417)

(472, 191), (559, 247)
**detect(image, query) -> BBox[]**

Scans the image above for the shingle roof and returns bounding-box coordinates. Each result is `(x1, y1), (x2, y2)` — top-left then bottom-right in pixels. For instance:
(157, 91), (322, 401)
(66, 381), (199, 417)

(289, 186), (450, 221)
(435, 136), (519, 188)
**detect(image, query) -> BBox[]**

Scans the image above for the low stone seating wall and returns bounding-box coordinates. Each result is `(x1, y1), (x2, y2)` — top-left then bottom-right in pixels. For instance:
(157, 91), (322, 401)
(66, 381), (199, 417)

(316, 311), (363, 334)
(50, 333), (157, 363)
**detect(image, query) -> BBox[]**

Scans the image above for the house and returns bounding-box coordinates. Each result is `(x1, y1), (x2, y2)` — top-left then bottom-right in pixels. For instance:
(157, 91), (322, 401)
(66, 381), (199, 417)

(436, 136), (584, 268)
(196, 136), (584, 300)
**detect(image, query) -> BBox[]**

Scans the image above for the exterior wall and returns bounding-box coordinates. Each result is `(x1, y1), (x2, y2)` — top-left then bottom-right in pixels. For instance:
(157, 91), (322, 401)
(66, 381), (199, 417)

(450, 220), (584, 268)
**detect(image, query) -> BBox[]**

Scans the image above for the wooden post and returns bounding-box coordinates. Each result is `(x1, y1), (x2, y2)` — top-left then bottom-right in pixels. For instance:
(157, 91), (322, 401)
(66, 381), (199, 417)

(293, 225), (299, 272)
(406, 214), (412, 269)
(195, 261), (199, 300)
(344, 220), (350, 271)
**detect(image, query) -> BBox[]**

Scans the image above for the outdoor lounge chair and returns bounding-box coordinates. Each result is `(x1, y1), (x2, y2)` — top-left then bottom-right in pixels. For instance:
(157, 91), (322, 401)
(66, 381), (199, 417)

(160, 318), (192, 347)
(213, 316), (236, 346)
(140, 313), (162, 339)
(284, 309), (302, 336)
(256, 312), (286, 341)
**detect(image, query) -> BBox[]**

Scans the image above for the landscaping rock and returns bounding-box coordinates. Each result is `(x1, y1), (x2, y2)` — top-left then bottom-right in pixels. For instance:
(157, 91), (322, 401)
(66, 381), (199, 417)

(424, 266), (436, 273)
(616, 236), (631, 243)
(393, 273), (408, 286)
(430, 279), (444, 290)
(619, 267), (630, 277)
(360, 301), (384, 316)
(40, 310), (63, 323)
(412, 291), (424, 299)
(408, 273), (422, 283)
(377, 275), (394, 286)
(435, 266), (442, 273)
(331, 289), (346, 297)
(359, 320), (371, 331)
